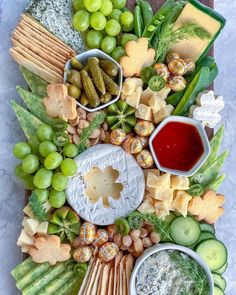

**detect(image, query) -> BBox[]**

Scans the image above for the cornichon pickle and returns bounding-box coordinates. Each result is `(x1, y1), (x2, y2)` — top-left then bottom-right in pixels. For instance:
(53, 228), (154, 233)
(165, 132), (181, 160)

(71, 57), (83, 70)
(80, 93), (89, 106)
(99, 59), (119, 77)
(88, 57), (106, 95)
(81, 70), (100, 108)
(100, 93), (112, 104)
(67, 70), (82, 88)
(68, 84), (81, 99)
(100, 69), (119, 96)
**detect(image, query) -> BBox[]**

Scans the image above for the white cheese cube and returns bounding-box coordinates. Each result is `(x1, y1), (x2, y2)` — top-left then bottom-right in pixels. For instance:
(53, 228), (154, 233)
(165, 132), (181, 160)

(122, 78), (143, 95)
(42, 201), (53, 213)
(22, 218), (40, 236)
(23, 205), (35, 218)
(135, 104), (153, 121)
(17, 230), (35, 247)
(21, 246), (30, 253)
(149, 95), (165, 113)
(37, 222), (49, 236)
(126, 86), (142, 109)
(171, 176), (190, 190)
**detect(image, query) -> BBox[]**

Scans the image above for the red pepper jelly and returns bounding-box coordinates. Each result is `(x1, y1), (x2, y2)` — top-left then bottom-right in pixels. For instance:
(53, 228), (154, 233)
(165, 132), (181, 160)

(151, 121), (204, 172)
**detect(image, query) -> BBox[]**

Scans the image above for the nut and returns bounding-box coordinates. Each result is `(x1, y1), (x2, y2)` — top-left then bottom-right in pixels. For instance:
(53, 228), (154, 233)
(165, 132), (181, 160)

(90, 137), (100, 146)
(142, 237), (153, 248)
(122, 235), (133, 248)
(103, 131), (111, 144)
(77, 108), (86, 120)
(87, 112), (98, 122)
(77, 127), (83, 136)
(140, 228), (148, 238)
(89, 128), (100, 139)
(72, 134), (80, 145)
(69, 116), (80, 127)
(78, 119), (89, 129)
(67, 125), (76, 135)
(99, 128), (106, 141)
(102, 121), (108, 131)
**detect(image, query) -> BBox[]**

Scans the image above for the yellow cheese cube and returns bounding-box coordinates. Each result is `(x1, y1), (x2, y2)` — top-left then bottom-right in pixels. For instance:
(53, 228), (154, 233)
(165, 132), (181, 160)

(140, 87), (155, 105)
(22, 218), (40, 236)
(147, 173), (171, 189)
(17, 230), (35, 247)
(37, 222), (49, 236)
(138, 198), (155, 214)
(149, 95), (166, 113)
(171, 176), (190, 190)
(172, 191), (192, 217)
(135, 104), (153, 121)
(143, 169), (160, 181)
(126, 86), (142, 109)
(21, 246), (30, 253)
(23, 205), (35, 218)
(122, 77), (143, 95)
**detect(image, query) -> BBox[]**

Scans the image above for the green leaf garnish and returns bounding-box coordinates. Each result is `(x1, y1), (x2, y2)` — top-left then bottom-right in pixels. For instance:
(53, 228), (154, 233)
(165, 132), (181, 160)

(28, 192), (48, 222)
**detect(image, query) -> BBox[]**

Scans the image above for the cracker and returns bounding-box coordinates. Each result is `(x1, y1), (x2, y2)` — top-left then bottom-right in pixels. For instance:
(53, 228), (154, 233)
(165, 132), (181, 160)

(113, 251), (123, 295)
(78, 257), (95, 295)
(107, 264), (114, 295)
(84, 259), (100, 295)
(125, 254), (134, 294)
(100, 263), (111, 295)
(90, 262), (103, 295)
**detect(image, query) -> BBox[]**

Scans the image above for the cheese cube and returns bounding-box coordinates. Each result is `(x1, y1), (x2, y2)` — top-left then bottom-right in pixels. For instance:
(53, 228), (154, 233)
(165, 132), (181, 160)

(122, 78), (143, 95)
(149, 95), (165, 113)
(147, 173), (171, 190)
(37, 222), (49, 236)
(140, 87), (154, 105)
(23, 205), (35, 218)
(135, 104), (153, 121)
(21, 246), (30, 253)
(138, 198), (155, 214)
(17, 230), (35, 247)
(126, 86), (142, 109)
(22, 218), (40, 236)
(42, 201), (53, 213)
(172, 191), (192, 217)
(143, 169), (160, 181)
(155, 85), (171, 100)
(171, 176), (190, 190)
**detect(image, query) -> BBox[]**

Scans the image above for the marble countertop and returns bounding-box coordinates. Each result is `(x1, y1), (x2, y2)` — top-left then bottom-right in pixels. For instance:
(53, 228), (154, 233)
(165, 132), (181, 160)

(0, 0), (235, 294)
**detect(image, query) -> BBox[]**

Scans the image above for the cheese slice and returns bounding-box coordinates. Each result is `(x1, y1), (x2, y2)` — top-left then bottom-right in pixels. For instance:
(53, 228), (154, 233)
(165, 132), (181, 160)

(171, 2), (222, 62)
(17, 230), (35, 247)
(22, 218), (40, 236)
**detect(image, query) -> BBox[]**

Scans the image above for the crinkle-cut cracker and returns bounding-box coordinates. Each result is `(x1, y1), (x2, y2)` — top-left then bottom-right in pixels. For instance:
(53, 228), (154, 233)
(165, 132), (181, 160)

(138, 198), (155, 214)
(43, 84), (77, 122)
(29, 235), (71, 265)
(118, 256), (126, 295)
(125, 254), (134, 294)
(188, 189), (225, 224)
(172, 190), (192, 217)
(83, 259), (100, 295)
(107, 264), (114, 295)
(100, 262), (111, 295)
(120, 38), (155, 77)
(113, 251), (123, 295)
(90, 261), (103, 295)
(171, 175), (190, 190)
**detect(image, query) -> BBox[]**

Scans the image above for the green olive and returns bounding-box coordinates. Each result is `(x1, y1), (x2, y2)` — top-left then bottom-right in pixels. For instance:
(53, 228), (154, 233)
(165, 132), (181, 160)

(80, 93), (89, 106)
(68, 84), (81, 99)
(71, 57), (83, 70)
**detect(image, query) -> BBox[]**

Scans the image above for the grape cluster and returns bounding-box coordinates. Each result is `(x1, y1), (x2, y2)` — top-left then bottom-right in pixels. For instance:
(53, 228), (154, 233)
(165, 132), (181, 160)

(72, 0), (134, 61)
(13, 124), (78, 209)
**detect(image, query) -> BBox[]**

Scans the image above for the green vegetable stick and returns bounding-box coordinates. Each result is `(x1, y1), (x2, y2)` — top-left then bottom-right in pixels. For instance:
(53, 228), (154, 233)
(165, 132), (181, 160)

(11, 100), (43, 139)
(57, 275), (83, 295)
(198, 151), (228, 187)
(19, 66), (48, 97)
(207, 174), (226, 191)
(173, 67), (210, 116)
(134, 5), (143, 38)
(11, 258), (37, 281)
(16, 263), (51, 291)
(138, 0), (153, 27)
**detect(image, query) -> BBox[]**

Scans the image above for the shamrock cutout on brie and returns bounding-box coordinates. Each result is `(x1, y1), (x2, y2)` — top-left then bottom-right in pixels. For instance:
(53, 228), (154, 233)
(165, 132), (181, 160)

(84, 166), (123, 207)
(189, 90), (225, 128)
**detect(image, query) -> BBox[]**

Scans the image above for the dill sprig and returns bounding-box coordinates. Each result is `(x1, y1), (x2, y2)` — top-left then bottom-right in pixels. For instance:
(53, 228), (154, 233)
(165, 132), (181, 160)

(169, 251), (210, 295)
(141, 213), (173, 241)
(156, 22), (212, 61)
(28, 192), (48, 222)
(77, 112), (106, 154)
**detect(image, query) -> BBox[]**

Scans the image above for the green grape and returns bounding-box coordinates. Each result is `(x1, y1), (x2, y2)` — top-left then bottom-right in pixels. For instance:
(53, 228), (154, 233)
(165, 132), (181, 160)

(120, 11), (133, 26)
(34, 188), (49, 204)
(44, 152), (63, 170)
(122, 22), (134, 32)
(61, 158), (78, 176)
(28, 136), (40, 154)
(49, 190), (66, 208)
(22, 154), (39, 174)
(100, 0), (113, 16)
(52, 173), (69, 191)
(33, 168), (53, 189)
(39, 141), (57, 158)
(63, 143), (78, 158)
(53, 132), (70, 147)
(72, 0), (85, 12)
(101, 36), (117, 53)
(121, 33), (137, 47)
(112, 0), (126, 9)
(15, 163), (28, 179)
(105, 19), (121, 36)
(90, 12), (107, 31)
(13, 142), (31, 159)
(111, 46), (125, 61)
(22, 175), (36, 190)
(84, 0), (102, 12)
(110, 8), (122, 21)
(37, 124), (54, 142)
(73, 10), (90, 32)
(86, 30), (103, 48)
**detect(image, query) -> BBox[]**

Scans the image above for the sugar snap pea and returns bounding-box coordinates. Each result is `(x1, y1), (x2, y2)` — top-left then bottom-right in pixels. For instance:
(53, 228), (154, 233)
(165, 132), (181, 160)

(134, 4), (143, 38)
(138, 0), (153, 27)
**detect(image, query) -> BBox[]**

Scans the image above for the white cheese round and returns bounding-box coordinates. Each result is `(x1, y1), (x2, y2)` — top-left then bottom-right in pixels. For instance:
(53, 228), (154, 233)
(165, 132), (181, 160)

(66, 144), (145, 225)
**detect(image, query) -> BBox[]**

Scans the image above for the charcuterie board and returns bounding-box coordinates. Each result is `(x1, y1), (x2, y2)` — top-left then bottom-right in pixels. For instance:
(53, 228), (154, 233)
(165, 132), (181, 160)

(10, 0), (228, 294)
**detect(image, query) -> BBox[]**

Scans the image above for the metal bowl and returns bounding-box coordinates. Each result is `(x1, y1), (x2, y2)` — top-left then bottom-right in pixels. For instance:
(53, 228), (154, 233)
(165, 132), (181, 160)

(64, 49), (123, 112)
(130, 243), (214, 295)
(149, 116), (211, 176)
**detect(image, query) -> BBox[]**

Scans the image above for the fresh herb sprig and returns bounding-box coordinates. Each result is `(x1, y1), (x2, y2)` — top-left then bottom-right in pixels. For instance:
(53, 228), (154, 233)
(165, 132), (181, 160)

(156, 22), (212, 62)
(28, 192), (48, 222)
(170, 251), (210, 295)
(77, 112), (106, 154)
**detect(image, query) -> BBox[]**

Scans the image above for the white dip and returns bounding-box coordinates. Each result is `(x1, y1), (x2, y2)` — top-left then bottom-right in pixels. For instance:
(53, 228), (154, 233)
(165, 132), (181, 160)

(136, 250), (195, 295)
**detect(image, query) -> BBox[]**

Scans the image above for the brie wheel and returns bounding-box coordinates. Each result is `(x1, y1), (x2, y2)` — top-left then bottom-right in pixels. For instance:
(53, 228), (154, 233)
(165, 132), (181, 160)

(66, 144), (145, 225)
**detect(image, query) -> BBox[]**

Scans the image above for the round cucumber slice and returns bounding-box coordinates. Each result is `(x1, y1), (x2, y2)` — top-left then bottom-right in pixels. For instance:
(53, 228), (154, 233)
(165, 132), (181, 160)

(215, 262), (228, 274)
(169, 216), (201, 246)
(212, 273), (226, 291)
(214, 285), (224, 295)
(200, 223), (215, 235)
(199, 231), (215, 243)
(196, 239), (228, 271)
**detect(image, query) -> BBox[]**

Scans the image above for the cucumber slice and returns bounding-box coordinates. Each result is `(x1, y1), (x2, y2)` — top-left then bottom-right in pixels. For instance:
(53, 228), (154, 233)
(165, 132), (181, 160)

(198, 231), (215, 243)
(212, 273), (226, 291)
(200, 223), (215, 234)
(170, 216), (201, 246)
(214, 285), (224, 295)
(215, 262), (228, 274)
(196, 239), (227, 271)
(164, 212), (176, 225)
